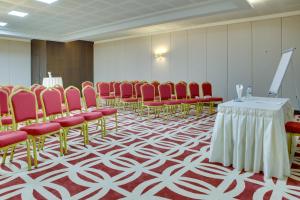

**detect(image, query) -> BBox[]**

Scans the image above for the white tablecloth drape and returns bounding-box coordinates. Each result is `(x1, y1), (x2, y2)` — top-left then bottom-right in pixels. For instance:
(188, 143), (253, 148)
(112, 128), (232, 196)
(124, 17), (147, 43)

(209, 97), (294, 179)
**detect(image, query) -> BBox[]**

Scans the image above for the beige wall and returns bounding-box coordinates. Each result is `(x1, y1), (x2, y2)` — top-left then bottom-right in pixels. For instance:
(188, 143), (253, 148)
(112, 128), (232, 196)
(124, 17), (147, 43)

(0, 39), (31, 86)
(94, 15), (300, 109)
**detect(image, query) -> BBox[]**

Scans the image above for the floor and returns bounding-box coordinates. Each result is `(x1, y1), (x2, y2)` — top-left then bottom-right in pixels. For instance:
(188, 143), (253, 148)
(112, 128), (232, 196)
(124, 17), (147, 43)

(0, 109), (300, 200)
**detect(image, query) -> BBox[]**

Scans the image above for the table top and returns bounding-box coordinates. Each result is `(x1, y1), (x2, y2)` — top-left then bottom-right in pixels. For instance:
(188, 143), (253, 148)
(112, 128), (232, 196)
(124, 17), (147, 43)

(219, 96), (290, 111)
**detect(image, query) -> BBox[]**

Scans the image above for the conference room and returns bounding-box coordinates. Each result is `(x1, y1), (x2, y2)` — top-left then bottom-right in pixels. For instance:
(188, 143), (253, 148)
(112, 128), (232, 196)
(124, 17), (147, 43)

(0, 0), (300, 199)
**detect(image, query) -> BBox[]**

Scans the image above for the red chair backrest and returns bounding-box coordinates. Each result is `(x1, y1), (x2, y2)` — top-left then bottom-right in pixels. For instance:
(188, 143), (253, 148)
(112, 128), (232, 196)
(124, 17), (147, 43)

(151, 81), (160, 96)
(159, 83), (172, 101)
(109, 81), (115, 93)
(34, 86), (46, 109)
(41, 88), (63, 116)
(34, 86), (46, 107)
(54, 85), (65, 103)
(141, 84), (155, 102)
(31, 84), (41, 92)
(82, 81), (93, 88)
(4, 85), (14, 94)
(98, 82), (110, 97)
(120, 82), (133, 98)
(189, 82), (200, 98)
(114, 82), (121, 97)
(82, 86), (97, 108)
(0, 89), (9, 115)
(202, 82), (212, 96)
(135, 82), (143, 98)
(175, 82), (187, 99)
(10, 90), (37, 123)
(167, 81), (175, 94)
(65, 86), (82, 112)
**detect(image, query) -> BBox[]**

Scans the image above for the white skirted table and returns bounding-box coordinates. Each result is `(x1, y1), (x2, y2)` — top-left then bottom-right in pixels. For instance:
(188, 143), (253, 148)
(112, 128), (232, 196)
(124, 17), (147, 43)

(209, 97), (294, 179)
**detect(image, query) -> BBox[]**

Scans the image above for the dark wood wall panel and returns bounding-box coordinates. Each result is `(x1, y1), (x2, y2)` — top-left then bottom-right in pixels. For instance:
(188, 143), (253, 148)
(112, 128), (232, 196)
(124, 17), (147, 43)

(31, 40), (94, 89)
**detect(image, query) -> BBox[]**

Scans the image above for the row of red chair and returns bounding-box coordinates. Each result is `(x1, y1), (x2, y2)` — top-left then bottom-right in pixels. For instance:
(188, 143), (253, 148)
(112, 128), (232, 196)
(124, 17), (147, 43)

(87, 81), (223, 117)
(0, 84), (118, 170)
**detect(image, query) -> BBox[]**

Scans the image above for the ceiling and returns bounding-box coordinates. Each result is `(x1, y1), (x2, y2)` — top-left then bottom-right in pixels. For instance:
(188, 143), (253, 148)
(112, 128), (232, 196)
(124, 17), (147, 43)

(0, 0), (299, 42)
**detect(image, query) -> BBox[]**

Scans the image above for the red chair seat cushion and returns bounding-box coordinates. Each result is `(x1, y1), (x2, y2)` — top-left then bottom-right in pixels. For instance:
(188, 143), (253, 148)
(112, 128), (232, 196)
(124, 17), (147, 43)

(285, 122), (300, 133)
(1, 116), (12, 125)
(144, 101), (164, 106)
(0, 131), (27, 147)
(20, 122), (61, 136)
(52, 116), (85, 127)
(100, 96), (115, 100)
(75, 112), (103, 121)
(208, 97), (223, 102)
(197, 98), (211, 103)
(121, 98), (138, 102)
(92, 108), (117, 116)
(162, 100), (181, 105)
(182, 99), (198, 104)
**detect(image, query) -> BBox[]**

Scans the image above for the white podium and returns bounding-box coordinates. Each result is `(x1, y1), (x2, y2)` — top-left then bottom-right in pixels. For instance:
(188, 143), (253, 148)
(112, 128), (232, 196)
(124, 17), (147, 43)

(42, 77), (63, 88)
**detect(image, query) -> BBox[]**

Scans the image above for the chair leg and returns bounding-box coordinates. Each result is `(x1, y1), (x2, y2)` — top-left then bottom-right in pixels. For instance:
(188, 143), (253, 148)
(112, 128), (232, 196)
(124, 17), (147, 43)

(59, 130), (64, 156)
(84, 123), (89, 145)
(9, 145), (16, 162)
(102, 118), (106, 138)
(31, 137), (38, 168)
(2, 148), (8, 164)
(26, 140), (32, 170)
(63, 128), (69, 154)
(115, 113), (118, 132)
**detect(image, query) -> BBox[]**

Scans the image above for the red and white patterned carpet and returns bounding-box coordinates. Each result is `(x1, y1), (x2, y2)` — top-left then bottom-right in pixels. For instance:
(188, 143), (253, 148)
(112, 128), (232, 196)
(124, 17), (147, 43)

(1, 109), (300, 200)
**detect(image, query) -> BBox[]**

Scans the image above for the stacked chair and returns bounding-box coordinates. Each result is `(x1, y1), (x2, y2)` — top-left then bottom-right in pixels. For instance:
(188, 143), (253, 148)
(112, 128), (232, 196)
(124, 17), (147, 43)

(81, 81), (93, 89)
(97, 82), (116, 106)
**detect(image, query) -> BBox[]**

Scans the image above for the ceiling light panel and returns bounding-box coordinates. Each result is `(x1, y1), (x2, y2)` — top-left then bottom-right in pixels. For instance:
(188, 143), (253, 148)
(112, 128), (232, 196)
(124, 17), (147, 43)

(8, 11), (28, 17)
(0, 22), (7, 26)
(36, 0), (58, 4)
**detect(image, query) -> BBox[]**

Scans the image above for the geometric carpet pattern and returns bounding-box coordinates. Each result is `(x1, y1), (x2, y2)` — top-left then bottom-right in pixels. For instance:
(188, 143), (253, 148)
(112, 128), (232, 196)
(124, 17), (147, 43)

(1, 110), (300, 200)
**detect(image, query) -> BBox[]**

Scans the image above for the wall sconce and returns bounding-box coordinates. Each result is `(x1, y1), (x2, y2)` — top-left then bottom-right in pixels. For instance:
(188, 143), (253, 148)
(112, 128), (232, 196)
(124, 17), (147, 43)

(154, 47), (168, 61)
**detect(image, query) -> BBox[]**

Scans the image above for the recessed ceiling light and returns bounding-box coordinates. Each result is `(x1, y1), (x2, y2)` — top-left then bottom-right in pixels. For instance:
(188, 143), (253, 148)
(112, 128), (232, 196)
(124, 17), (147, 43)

(36, 0), (58, 4)
(0, 22), (7, 26)
(8, 11), (28, 17)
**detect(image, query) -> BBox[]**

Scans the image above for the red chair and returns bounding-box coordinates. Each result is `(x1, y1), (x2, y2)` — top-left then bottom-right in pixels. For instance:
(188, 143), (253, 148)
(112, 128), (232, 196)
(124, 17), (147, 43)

(10, 89), (62, 168)
(4, 85), (14, 94)
(141, 83), (164, 118)
(285, 121), (300, 154)
(97, 82), (116, 106)
(82, 81), (93, 89)
(41, 88), (86, 153)
(189, 82), (210, 114)
(54, 84), (67, 112)
(30, 84), (41, 92)
(175, 82), (199, 116)
(1, 86), (11, 96)
(167, 81), (175, 95)
(120, 82), (138, 110)
(33, 85), (46, 118)
(82, 86), (118, 135)
(159, 83), (182, 117)
(113, 82), (121, 98)
(135, 82), (143, 99)
(65, 86), (103, 142)
(201, 82), (223, 113)
(0, 88), (13, 129)
(109, 81), (115, 94)
(0, 130), (31, 170)
(151, 81), (160, 97)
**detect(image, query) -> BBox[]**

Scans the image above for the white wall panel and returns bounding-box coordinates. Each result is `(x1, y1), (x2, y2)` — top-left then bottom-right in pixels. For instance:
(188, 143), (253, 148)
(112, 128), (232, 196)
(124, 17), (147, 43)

(282, 15), (300, 109)
(170, 31), (188, 82)
(252, 19), (282, 97)
(0, 39), (30, 86)
(151, 33), (171, 81)
(188, 28), (206, 83)
(228, 22), (252, 100)
(206, 25), (228, 99)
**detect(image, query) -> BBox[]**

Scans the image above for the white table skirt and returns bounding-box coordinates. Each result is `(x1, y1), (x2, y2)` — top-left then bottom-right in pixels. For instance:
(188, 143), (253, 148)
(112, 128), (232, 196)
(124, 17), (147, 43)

(209, 97), (294, 179)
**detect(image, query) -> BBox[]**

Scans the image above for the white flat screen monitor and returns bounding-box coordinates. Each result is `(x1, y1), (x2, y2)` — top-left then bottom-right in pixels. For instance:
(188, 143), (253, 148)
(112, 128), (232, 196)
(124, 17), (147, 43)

(268, 48), (295, 96)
